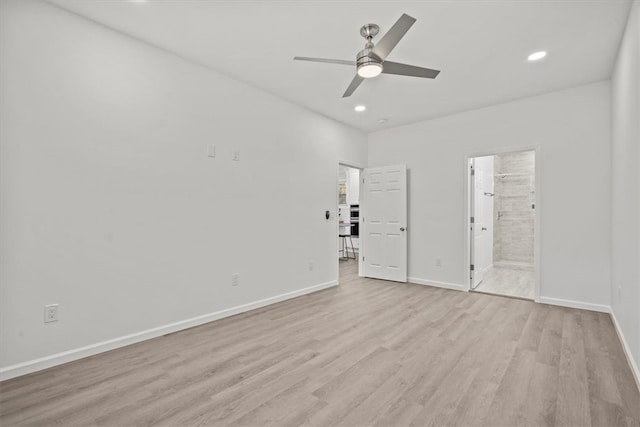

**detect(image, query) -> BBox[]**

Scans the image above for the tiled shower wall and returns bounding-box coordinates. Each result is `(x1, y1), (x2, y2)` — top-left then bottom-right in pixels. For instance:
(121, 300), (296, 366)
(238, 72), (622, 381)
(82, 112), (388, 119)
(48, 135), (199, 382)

(493, 151), (535, 269)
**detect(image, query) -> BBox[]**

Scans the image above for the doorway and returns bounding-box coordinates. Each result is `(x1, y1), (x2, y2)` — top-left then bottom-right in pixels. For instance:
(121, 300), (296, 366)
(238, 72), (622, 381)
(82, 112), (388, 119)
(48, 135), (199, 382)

(337, 164), (361, 275)
(468, 150), (537, 300)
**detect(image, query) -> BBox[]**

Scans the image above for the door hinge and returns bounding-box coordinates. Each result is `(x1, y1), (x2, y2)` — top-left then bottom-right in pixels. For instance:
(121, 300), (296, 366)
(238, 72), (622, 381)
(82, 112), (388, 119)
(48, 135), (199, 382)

(362, 256), (365, 262)
(470, 216), (475, 223)
(471, 167), (475, 176)
(470, 264), (475, 271)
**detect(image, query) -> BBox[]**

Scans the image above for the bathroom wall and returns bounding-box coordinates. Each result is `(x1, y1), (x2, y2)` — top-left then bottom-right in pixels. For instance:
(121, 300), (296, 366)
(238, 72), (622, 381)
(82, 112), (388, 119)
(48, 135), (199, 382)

(493, 151), (535, 269)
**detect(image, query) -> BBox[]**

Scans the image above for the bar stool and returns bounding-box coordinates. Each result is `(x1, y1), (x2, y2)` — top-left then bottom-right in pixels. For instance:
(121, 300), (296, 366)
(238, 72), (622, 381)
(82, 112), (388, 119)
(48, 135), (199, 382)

(339, 234), (355, 260)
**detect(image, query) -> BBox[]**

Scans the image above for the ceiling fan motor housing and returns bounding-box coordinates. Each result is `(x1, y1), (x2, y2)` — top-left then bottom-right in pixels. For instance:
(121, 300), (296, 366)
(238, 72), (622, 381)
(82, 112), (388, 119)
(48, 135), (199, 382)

(357, 49), (383, 68)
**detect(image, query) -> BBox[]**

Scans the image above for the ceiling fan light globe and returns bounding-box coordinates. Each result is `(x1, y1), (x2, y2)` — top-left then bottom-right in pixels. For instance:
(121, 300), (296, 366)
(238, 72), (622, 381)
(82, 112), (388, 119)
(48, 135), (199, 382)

(357, 63), (383, 78)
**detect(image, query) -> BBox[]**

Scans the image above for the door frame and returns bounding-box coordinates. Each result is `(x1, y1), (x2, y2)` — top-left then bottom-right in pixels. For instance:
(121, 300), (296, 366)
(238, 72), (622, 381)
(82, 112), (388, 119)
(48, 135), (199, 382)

(468, 158), (477, 290)
(337, 160), (365, 279)
(463, 146), (541, 302)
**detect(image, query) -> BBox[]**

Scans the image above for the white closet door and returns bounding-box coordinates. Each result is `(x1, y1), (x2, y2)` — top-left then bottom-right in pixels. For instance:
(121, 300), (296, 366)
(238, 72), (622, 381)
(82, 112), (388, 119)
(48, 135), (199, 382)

(361, 165), (407, 282)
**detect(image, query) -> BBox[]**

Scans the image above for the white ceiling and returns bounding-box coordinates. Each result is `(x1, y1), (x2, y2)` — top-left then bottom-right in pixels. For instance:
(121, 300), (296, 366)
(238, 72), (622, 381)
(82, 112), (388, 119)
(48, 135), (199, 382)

(47, 0), (632, 132)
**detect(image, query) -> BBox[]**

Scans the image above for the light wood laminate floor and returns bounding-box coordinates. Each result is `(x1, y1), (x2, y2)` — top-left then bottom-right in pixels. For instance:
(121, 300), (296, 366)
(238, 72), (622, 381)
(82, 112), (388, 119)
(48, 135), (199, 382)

(1, 260), (639, 426)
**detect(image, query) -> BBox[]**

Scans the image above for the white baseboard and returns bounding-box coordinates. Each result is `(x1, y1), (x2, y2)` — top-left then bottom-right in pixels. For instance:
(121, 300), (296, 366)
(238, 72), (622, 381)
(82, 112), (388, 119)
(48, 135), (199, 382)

(537, 296), (610, 313)
(408, 277), (466, 292)
(0, 280), (338, 382)
(610, 309), (640, 393)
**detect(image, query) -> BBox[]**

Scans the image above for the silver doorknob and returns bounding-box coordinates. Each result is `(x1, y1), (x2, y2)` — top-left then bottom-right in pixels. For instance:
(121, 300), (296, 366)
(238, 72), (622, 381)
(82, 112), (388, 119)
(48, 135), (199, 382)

(400, 227), (406, 231)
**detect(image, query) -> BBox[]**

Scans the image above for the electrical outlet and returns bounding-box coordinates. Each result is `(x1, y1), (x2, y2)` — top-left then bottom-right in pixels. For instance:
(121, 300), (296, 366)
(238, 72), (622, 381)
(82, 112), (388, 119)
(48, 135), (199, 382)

(435, 258), (442, 267)
(231, 273), (240, 287)
(308, 261), (314, 271)
(232, 151), (240, 161)
(44, 304), (59, 323)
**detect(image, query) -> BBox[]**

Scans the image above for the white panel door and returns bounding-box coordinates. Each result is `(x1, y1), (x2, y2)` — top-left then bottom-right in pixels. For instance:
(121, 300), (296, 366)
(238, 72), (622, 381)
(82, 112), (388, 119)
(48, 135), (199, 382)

(471, 157), (494, 288)
(362, 165), (407, 282)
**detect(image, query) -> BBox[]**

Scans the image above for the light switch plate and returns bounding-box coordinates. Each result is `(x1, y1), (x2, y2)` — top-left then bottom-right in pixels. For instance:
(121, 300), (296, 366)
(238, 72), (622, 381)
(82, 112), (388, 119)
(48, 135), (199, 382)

(207, 144), (216, 158)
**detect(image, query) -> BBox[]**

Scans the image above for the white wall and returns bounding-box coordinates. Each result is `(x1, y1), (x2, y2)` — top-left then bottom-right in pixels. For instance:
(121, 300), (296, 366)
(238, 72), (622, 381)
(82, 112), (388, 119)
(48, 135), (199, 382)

(611, 1), (640, 382)
(0, 0), (366, 377)
(369, 81), (611, 309)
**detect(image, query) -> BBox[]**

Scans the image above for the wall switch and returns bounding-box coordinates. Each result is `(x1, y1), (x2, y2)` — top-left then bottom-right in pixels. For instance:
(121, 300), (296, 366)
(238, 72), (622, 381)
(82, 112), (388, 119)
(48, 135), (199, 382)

(231, 273), (240, 286)
(207, 144), (216, 158)
(435, 258), (442, 267)
(232, 151), (240, 161)
(44, 304), (59, 323)
(308, 261), (314, 271)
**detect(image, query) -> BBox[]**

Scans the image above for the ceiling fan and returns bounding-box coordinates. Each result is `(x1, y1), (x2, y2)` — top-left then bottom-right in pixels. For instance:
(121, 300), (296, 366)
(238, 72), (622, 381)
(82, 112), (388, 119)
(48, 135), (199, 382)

(294, 13), (440, 98)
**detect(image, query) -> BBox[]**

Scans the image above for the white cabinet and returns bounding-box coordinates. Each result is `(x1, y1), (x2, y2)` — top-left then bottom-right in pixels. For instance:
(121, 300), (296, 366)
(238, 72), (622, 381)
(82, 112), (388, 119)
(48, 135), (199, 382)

(346, 168), (360, 206)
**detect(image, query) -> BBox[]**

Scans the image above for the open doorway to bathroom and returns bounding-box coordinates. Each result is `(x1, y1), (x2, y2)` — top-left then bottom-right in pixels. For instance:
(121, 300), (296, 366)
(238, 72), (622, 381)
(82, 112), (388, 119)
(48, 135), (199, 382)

(469, 150), (536, 300)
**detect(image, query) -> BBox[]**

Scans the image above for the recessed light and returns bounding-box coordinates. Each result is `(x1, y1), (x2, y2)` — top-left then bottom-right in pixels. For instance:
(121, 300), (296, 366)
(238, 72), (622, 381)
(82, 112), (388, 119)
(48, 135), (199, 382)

(354, 105), (366, 112)
(377, 118), (388, 124)
(528, 51), (547, 61)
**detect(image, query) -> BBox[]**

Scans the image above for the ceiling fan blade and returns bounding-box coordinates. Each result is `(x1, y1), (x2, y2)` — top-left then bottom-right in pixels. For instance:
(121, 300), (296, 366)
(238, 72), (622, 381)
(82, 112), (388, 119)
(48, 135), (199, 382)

(371, 14), (416, 61)
(342, 74), (364, 97)
(382, 61), (440, 79)
(294, 56), (356, 66)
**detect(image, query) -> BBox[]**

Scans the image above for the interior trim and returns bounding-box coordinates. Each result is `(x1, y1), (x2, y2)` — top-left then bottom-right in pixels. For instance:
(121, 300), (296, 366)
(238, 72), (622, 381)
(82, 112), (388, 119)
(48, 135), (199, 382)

(537, 296), (610, 313)
(610, 309), (640, 392)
